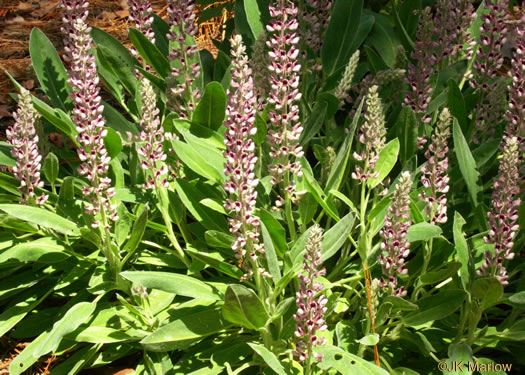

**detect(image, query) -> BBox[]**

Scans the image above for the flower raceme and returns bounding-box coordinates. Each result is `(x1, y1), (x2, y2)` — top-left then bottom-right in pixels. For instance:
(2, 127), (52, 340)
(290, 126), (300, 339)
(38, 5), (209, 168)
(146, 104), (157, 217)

(378, 171), (413, 297)
(223, 35), (268, 279)
(294, 225), (328, 363)
(419, 108), (452, 224)
(166, 0), (200, 119)
(478, 136), (521, 285)
(7, 88), (48, 206)
(137, 79), (168, 189)
(266, 0), (304, 206)
(352, 85), (387, 182)
(127, 0), (155, 44)
(60, 0), (118, 229)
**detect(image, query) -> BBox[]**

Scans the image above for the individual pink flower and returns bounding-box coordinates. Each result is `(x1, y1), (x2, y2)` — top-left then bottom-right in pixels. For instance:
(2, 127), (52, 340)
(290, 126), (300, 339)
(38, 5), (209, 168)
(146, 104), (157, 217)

(7, 88), (48, 206)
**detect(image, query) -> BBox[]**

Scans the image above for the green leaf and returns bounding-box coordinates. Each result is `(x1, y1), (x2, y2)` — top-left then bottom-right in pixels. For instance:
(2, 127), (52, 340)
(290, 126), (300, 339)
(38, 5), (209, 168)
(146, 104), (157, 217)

(0, 237), (68, 263)
(140, 306), (230, 351)
(0, 142), (15, 167)
(367, 138), (400, 189)
(173, 179), (228, 231)
(43, 152), (59, 184)
(0, 287), (54, 337)
(0, 204), (80, 236)
(322, 212), (356, 261)
(241, 0), (267, 41)
(92, 27), (139, 95)
(258, 209), (287, 257)
(192, 82), (227, 131)
(9, 302), (96, 375)
(443, 343), (474, 375)
(395, 107), (418, 164)
(29, 28), (71, 112)
(325, 98), (362, 193)
(102, 100), (139, 136)
(248, 343), (289, 375)
(420, 262), (461, 285)
(260, 222), (281, 282)
(453, 119), (481, 206)
(322, 0), (363, 76)
(121, 271), (222, 300)
(300, 158), (340, 221)
(129, 27), (170, 78)
(357, 333), (379, 346)
(508, 291), (525, 308)
(384, 295), (418, 312)
(173, 140), (224, 184)
(404, 290), (466, 327)
(300, 101), (328, 146)
(472, 277), (503, 310)
(447, 80), (467, 133)
(123, 203), (149, 255)
(365, 11), (398, 68)
(453, 211), (472, 290)
(185, 247), (244, 279)
(181, 131), (225, 178)
(316, 345), (390, 374)
(223, 284), (268, 330)
(406, 222), (442, 242)
(103, 127), (123, 159)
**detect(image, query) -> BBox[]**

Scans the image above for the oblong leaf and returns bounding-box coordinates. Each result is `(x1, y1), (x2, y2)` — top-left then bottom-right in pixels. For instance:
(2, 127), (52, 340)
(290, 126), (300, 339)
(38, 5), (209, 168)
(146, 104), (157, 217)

(120, 271), (223, 301)
(404, 290), (466, 327)
(29, 28), (71, 111)
(0, 204), (80, 236)
(222, 284), (268, 330)
(140, 307), (230, 351)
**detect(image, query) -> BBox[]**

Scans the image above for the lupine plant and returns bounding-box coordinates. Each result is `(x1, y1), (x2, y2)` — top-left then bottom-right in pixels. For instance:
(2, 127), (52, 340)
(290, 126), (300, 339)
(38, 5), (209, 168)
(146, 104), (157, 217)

(0, 0), (524, 374)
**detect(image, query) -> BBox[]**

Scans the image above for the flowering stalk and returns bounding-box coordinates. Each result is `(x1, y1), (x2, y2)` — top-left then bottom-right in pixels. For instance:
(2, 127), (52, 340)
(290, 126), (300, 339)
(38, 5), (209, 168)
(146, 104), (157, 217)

(294, 225), (328, 372)
(127, 0), (155, 74)
(404, 7), (437, 126)
(7, 88), (48, 206)
(478, 136), (521, 285)
(378, 171), (412, 297)
(335, 49), (360, 104)
(266, 0), (304, 240)
(60, 0), (89, 63)
(127, 0), (155, 45)
(504, 14), (525, 143)
(223, 35), (269, 283)
(61, 0), (123, 287)
(137, 78), (191, 267)
(251, 31), (270, 112)
(137, 79), (168, 189)
(61, 0), (118, 230)
(471, 0), (509, 143)
(166, 0), (200, 119)
(419, 108), (452, 225)
(352, 85), (387, 183)
(300, 0), (332, 53)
